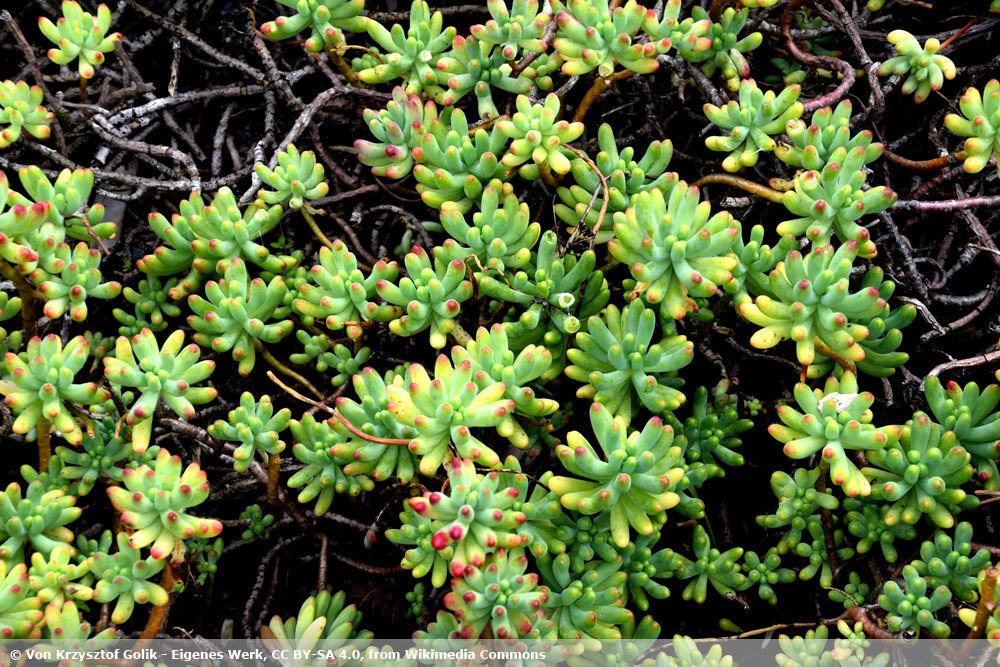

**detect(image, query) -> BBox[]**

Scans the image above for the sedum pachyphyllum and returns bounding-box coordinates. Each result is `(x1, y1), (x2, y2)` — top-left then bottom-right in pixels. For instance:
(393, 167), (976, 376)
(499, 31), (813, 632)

(878, 30), (956, 104)
(548, 402), (685, 548)
(355, 87), (430, 179)
(90, 532), (168, 625)
(386, 355), (514, 475)
(56, 417), (145, 496)
(103, 328), (218, 454)
(433, 35), (532, 119)
(293, 240), (399, 340)
(668, 6), (762, 92)
(436, 183), (540, 274)
(255, 144), (329, 210)
(260, 0), (368, 52)
(737, 242), (888, 369)
(769, 372), (900, 498)
(443, 548), (550, 639)
(479, 231), (610, 379)
(38, 2), (123, 79)
(556, 123), (675, 242)
(844, 499), (917, 563)
(552, 0), (664, 77)
(411, 107), (510, 212)
(910, 521), (991, 603)
(187, 258), (294, 375)
(779, 147), (895, 259)
(539, 552), (632, 646)
(703, 79), (803, 172)
(668, 381), (753, 468)
(945, 79), (1000, 176)
(0, 334), (110, 445)
(653, 524), (748, 604)
(8, 166), (116, 243)
(742, 548), (796, 605)
(375, 246), (473, 349)
(609, 181), (740, 320)
(35, 241), (121, 322)
(0, 559), (43, 638)
(358, 0), (457, 92)
(0, 81), (54, 149)
(390, 457), (528, 581)
(209, 393), (290, 473)
(923, 376), (1000, 489)
(106, 448), (223, 560)
(496, 93), (585, 179)
(450, 324), (558, 449)
(565, 299), (694, 418)
(261, 590), (372, 657)
(0, 480), (80, 559)
(776, 100), (884, 170)
(877, 565), (951, 637)
(287, 414), (374, 514)
(864, 412), (978, 529)
(470, 0), (550, 61)
(112, 276), (182, 336)
(291, 332), (371, 387)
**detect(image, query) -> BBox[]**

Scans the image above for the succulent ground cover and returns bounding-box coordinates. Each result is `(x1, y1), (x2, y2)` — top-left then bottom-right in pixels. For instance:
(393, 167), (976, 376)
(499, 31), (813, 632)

(0, 0), (999, 653)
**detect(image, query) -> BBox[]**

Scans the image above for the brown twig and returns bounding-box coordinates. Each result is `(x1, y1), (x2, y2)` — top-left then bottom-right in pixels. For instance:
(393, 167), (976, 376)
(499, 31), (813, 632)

(781, 0), (856, 112)
(846, 606), (894, 639)
(893, 195), (1000, 212)
(139, 562), (175, 641)
(882, 148), (964, 171)
(36, 417), (51, 470)
(267, 453), (281, 505)
(254, 339), (323, 400)
(814, 338), (858, 376)
(964, 567), (998, 643)
(927, 349), (1000, 378)
(0, 259), (38, 338)
(694, 174), (785, 203)
(564, 145), (609, 245)
(573, 70), (634, 123)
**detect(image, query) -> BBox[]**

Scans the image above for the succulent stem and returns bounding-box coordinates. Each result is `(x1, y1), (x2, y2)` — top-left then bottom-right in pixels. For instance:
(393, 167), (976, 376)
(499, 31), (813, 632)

(964, 567), (998, 642)
(301, 207), (336, 250)
(36, 416), (51, 470)
(815, 460), (840, 576)
(449, 320), (472, 346)
(845, 606), (894, 639)
(883, 148), (965, 171)
(254, 338), (324, 400)
(0, 257), (37, 337)
(537, 161), (558, 188)
(573, 70), (633, 124)
(267, 453), (281, 505)
(814, 337), (858, 375)
(139, 562), (174, 641)
(694, 173), (785, 204)
(79, 77), (88, 104)
(325, 47), (364, 87)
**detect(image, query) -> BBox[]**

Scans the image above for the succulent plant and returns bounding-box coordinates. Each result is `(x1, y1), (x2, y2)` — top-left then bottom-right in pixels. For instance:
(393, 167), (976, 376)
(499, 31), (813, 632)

(496, 93), (585, 179)
(592, 531), (670, 612)
(287, 414), (374, 514)
(738, 243), (890, 368)
(668, 381), (753, 468)
(779, 148), (895, 258)
(450, 324), (558, 449)
(293, 241), (399, 340)
(437, 184), (540, 274)
(556, 124), (675, 242)
(910, 522), (991, 603)
(741, 548), (796, 606)
(104, 328), (218, 453)
(0, 479), (79, 559)
(106, 448), (223, 560)
(255, 144), (330, 210)
(385, 355), (514, 474)
(443, 548), (550, 639)
(495, 459), (571, 559)
(33, 241), (121, 321)
(0, 559), (43, 638)
(291, 333), (371, 387)
(8, 166), (116, 243)
(113, 276), (183, 336)
(136, 193), (206, 297)
(470, 0), (550, 61)
(878, 30), (956, 104)
(39, 599), (117, 645)
(776, 101), (884, 170)
(0, 81), (54, 148)
(434, 35), (532, 119)
(662, 636), (736, 667)
(877, 565), (951, 637)
(794, 518), (854, 589)
(924, 376), (1000, 489)
(539, 552), (632, 646)
(389, 458), (527, 583)
(479, 231), (610, 378)
(355, 87), (431, 179)
(27, 545), (90, 606)
(565, 300), (693, 417)
(864, 412), (978, 528)
(240, 504), (276, 541)
(358, 0), (458, 92)
(260, 0), (368, 52)
(1, 334), (110, 445)
(548, 403), (685, 548)
(55, 417), (151, 496)
(704, 79), (803, 172)
(945, 80), (1000, 175)
(771, 372), (899, 498)
(187, 258), (293, 375)
(653, 524), (748, 603)
(38, 1), (122, 79)
(552, 0), (663, 77)
(844, 499), (917, 563)
(609, 181), (740, 320)
(331, 368), (420, 483)
(668, 7), (762, 91)
(262, 590), (372, 659)
(375, 246), (473, 349)
(828, 570), (872, 609)
(209, 392), (290, 473)
(411, 108), (510, 211)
